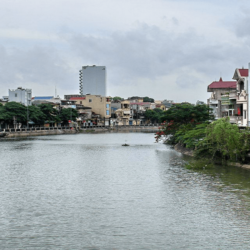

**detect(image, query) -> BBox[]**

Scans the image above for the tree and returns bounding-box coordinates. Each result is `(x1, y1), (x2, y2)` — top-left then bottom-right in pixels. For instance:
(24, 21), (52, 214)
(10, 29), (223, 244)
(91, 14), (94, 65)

(144, 108), (164, 123)
(38, 104), (60, 123)
(59, 108), (78, 124)
(161, 103), (213, 125)
(3, 102), (27, 125)
(156, 104), (213, 144)
(196, 118), (250, 162)
(28, 105), (46, 125)
(143, 96), (154, 103)
(112, 96), (123, 101)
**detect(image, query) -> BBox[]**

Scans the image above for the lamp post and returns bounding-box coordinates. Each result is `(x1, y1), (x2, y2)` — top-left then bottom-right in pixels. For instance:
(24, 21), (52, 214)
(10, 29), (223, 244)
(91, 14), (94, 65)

(27, 94), (29, 129)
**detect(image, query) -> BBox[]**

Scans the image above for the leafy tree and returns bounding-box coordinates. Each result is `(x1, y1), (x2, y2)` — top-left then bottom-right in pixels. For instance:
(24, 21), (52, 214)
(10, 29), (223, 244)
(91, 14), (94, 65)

(175, 123), (208, 149)
(196, 118), (250, 162)
(112, 96), (123, 101)
(143, 96), (154, 103)
(3, 102), (27, 124)
(38, 103), (60, 123)
(161, 104), (213, 125)
(144, 108), (164, 123)
(156, 104), (213, 144)
(28, 105), (46, 125)
(59, 108), (78, 124)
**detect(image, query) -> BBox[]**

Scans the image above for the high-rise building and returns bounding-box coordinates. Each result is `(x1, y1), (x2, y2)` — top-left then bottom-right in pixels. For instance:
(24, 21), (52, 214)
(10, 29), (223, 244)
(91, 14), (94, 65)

(79, 65), (106, 96)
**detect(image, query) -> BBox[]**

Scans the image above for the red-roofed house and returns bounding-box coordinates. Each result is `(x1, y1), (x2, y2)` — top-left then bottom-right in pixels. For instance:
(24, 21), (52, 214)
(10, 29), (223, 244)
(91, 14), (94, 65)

(232, 67), (249, 126)
(207, 77), (239, 123)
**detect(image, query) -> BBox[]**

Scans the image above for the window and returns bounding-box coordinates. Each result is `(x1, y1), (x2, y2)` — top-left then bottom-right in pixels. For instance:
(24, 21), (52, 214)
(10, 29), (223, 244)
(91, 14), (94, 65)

(106, 110), (110, 115)
(106, 104), (109, 108)
(15, 93), (17, 97)
(80, 101), (82, 104)
(89, 99), (92, 103)
(244, 110), (246, 119)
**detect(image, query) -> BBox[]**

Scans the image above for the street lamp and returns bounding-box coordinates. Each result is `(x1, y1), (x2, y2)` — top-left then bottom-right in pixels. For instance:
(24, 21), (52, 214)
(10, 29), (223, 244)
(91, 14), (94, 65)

(27, 94), (29, 129)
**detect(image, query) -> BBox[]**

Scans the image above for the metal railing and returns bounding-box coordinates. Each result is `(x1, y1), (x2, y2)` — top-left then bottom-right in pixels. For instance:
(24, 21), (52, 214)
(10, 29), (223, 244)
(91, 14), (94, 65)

(3, 124), (160, 133)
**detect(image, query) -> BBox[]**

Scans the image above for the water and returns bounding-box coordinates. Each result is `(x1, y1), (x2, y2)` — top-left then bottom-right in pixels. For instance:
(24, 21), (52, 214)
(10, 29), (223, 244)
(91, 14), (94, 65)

(1, 132), (250, 249)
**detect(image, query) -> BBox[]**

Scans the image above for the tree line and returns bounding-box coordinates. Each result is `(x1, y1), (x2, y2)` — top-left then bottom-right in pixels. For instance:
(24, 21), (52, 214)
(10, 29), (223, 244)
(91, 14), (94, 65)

(0, 102), (78, 127)
(155, 103), (250, 164)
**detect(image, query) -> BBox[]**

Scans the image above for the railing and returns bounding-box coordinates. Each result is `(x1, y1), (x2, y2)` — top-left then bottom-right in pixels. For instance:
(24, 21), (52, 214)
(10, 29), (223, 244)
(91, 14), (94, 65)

(2, 124), (160, 133)
(208, 99), (218, 104)
(229, 116), (243, 124)
(229, 90), (237, 99)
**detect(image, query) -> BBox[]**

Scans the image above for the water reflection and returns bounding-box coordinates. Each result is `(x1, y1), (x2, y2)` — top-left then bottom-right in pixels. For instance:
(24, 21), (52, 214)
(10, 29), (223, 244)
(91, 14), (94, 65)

(0, 133), (250, 249)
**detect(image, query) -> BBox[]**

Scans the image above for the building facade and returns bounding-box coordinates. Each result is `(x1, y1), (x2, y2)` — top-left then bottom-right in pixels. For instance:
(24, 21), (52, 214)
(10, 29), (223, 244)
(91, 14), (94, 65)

(232, 68), (249, 126)
(79, 65), (106, 96)
(70, 95), (111, 120)
(9, 87), (32, 106)
(207, 77), (246, 125)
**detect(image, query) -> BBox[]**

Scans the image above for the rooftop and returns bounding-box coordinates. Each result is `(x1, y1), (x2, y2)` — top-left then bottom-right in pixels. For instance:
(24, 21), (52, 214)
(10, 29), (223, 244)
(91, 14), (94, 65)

(208, 77), (236, 90)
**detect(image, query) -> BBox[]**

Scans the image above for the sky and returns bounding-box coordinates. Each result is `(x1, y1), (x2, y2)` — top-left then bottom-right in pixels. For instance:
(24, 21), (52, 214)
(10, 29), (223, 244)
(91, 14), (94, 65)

(1, 0), (250, 103)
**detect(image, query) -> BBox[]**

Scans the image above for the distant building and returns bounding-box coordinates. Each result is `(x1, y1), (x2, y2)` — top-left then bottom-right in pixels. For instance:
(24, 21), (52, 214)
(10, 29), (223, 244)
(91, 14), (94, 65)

(162, 100), (174, 109)
(64, 94), (84, 100)
(196, 100), (205, 105)
(9, 87), (32, 106)
(69, 95), (111, 121)
(32, 96), (61, 106)
(79, 65), (106, 96)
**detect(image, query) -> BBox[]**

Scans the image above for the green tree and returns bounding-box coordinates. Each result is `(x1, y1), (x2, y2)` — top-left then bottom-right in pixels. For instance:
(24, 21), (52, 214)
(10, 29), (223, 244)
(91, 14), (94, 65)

(59, 108), (78, 124)
(112, 96), (123, 101)
(144, 108), (164, 123)
(196, 118), (248, 162)
(38, 104), (60, 123)
(3, 102), (27, 125)
(28, 105), (46, 125)
(143, 96), (154, 103)
(156, 104), (213, 144)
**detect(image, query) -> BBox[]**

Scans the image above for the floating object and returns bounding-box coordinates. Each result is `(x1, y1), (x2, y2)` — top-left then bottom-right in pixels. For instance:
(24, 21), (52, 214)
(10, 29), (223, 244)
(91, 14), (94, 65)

(0, 132), (6, 137)
(122, 143), (129, 146)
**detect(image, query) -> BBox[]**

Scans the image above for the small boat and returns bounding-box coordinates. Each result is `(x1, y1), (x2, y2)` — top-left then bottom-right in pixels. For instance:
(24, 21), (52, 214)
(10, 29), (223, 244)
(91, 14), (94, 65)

(122, 143), (129, 146)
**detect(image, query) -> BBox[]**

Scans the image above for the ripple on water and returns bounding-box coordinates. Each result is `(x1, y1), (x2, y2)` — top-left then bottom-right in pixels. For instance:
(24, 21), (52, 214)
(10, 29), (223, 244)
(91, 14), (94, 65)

(0, 133), (250, 249)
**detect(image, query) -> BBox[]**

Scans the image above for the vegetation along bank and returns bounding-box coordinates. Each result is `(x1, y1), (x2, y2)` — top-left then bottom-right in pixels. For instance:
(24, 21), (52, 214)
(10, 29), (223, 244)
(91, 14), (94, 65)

(155, 103), (250, 167)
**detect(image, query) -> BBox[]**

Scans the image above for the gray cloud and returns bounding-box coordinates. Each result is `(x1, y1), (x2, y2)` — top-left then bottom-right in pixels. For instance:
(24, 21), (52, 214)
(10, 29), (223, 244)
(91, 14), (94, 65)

(1, 0), (250, 102)
(0, 45), (76, 95)
(67, 22), (250, 85)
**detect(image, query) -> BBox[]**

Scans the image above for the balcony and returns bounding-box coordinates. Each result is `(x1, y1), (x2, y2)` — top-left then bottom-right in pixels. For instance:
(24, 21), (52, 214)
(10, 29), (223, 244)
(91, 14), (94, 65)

(228, 116), (243, 125)
(208, 99), (218, 105)
(229, 90), (237, 99)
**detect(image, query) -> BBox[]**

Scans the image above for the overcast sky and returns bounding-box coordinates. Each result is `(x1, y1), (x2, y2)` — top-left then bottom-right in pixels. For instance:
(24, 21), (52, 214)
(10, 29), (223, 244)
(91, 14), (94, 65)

(1, 0), (250, 103)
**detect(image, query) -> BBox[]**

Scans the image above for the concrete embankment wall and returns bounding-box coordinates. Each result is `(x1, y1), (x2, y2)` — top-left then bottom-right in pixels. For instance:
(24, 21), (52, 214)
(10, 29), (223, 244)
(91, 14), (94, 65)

(3, 126), (159, 138)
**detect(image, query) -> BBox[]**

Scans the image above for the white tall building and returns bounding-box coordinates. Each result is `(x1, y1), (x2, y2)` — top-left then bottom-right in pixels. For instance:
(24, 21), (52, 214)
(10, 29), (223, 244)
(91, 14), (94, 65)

(79, 65), (106, 96)
(9, 87), (32, 106)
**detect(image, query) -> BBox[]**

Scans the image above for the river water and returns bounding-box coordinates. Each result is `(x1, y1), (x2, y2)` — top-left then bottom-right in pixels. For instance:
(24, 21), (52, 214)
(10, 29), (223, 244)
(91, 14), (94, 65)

(1, 132), (250, 249)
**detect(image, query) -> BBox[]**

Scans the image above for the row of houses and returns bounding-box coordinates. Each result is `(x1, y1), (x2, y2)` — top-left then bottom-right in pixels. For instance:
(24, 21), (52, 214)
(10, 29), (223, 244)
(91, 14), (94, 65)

(0, 88), (174, 126)
(207, 66), (249, 127)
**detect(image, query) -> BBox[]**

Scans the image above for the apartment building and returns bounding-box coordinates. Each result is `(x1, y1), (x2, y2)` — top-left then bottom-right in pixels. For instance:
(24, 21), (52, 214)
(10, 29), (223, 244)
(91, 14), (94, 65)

(69, 95), (111, 120)
(207, 77), (237, 122)
(9, 87), (32, 106)
(79, 65), (106, 96)
(232, 68), (249, 126)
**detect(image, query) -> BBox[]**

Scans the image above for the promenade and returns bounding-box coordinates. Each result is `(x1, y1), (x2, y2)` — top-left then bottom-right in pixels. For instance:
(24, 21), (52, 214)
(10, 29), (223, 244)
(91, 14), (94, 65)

(2, 125), (159, 138)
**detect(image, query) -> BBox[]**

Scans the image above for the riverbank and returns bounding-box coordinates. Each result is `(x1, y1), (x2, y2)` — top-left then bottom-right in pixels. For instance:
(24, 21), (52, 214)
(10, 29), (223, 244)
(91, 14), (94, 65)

(1, 125), (159, 138)
(174, 142), (250, 170)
